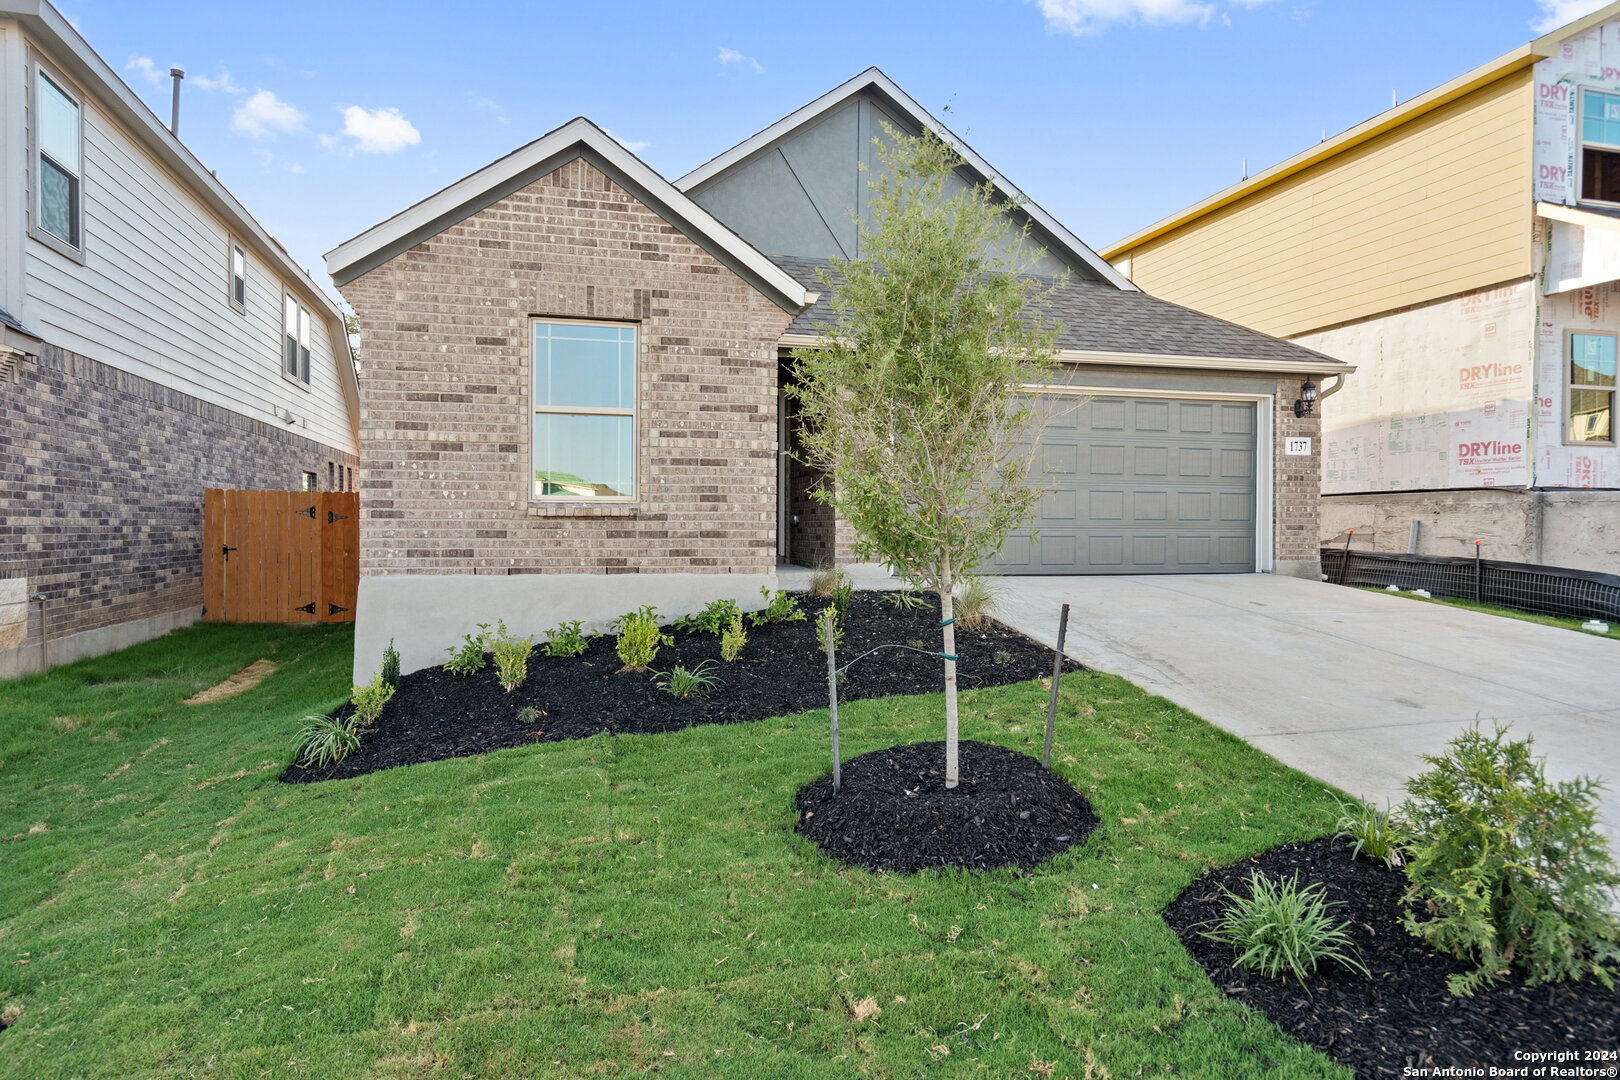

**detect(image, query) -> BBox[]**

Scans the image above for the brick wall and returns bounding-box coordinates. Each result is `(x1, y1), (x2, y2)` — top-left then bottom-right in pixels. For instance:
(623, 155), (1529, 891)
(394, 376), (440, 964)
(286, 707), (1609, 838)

(0, 342), (357, 656)
(340, 157), (796, 578)
(1273, 378), (1323, 568)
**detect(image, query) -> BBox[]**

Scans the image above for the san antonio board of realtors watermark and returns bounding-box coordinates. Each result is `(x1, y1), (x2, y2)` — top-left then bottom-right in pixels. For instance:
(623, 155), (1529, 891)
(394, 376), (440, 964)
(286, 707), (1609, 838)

(1401, 1052), (1618, 1078)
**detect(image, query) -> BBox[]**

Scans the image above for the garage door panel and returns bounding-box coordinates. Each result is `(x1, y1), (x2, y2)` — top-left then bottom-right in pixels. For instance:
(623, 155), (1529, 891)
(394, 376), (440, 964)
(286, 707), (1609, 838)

(991, 395), (1258, 575)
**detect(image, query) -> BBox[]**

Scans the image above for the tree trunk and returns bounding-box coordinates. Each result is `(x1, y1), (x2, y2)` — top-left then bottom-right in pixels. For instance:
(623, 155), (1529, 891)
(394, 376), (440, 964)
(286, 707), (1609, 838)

(940, 567), (959, 789)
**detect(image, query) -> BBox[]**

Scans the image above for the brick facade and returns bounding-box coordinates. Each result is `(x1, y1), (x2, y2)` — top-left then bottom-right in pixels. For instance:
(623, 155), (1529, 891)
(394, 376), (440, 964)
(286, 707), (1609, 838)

(339, 158), (796, 578)
(1273, 377), (1323, 570)
(0, 342), (357, 664)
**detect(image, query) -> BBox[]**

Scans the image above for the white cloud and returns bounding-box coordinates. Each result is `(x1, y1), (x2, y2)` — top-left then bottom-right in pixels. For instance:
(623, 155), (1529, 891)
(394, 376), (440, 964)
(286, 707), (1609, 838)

(231, 89), (306, 138)
(473, 97), (510, 125)
(193, 69), (245, 95)
(124, 56), (166, 86)
(606, 128), (649, 152)
(333, 105), (420, 154)
(1036, 0), (1275, 34)
(717, 47), (764, 73)
(1532, 0), (1609, 32)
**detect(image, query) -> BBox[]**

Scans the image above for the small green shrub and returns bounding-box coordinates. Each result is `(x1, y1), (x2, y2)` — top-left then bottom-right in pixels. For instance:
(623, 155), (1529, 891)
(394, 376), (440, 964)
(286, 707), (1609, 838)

(294, 714), (360, 768)
(953, 575), (1001, 630)
(1203, 871), (1367, 986)
(444, 623), (490, 675)
(653, 659), (720, 699)
(350, 673), (395, 726)
(829, 576), (854, 624)
(815, 610), (844, 655)
(808, 565), (849, 599)
(517, 706), (542, 727)
(1334, 797), (1407, 868)
(720, 612), (747, 661)
(490, 620), (535, 692)
(380, 638), (401, 690)
(753, 587), (806, 626)
(993, 649), (1011, 664)
(1400, 724), (1620, 995)
(615, 606), (671, 671)
(543, 620), (590, 658)
(882, 590), (930, 610)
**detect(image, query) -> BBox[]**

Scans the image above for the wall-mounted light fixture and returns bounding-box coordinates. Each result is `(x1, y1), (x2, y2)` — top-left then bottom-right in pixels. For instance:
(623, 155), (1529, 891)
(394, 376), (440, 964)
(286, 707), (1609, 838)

(1293, 376), (1317, 418)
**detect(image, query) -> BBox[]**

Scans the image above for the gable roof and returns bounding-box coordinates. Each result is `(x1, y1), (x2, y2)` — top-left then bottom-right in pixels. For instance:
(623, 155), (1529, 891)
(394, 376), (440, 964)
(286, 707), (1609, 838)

(1101, 1), (1620, 260)
(324, 117), (812, 314)
(675, 67), (1137, 292)
(0, 0), (360, 438)
(772, 259), (1350, 375)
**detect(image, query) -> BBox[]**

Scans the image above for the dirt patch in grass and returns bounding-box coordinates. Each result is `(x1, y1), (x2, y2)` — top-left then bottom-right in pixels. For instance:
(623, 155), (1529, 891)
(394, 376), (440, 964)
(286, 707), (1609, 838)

(185, 659), (277, 705)
(283, 592), (1078, 783)
(1164, 836), (1620, 1078)
(794, 740), (1100, 873)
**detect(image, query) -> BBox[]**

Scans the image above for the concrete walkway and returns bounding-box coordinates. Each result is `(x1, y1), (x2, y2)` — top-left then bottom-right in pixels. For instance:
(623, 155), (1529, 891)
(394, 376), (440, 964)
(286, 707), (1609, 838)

(993, 574), (1620, 845)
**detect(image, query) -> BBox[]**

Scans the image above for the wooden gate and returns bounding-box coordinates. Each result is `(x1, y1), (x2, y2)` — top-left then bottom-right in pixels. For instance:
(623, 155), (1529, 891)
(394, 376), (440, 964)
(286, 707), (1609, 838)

(202, 490), (359, 623)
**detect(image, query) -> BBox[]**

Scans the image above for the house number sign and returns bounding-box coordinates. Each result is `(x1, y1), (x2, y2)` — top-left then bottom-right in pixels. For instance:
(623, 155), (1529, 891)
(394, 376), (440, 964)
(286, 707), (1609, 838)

(1285, 437), (1312, 456)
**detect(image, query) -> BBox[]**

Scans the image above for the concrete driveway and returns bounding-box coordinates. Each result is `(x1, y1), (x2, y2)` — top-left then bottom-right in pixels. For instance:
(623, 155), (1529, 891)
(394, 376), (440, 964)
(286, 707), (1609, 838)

(994, 574), (1620, 844)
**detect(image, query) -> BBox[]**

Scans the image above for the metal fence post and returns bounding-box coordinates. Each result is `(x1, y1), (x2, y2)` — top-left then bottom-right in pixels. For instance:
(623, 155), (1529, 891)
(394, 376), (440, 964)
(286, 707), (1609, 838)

(1474, 541), (1483, 603)
(1337, 529), (1355, 585)
(1043, 603), (1070, 770)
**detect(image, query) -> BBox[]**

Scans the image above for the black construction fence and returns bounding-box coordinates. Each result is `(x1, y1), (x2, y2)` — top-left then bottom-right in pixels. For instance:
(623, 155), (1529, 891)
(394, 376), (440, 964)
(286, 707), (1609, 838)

(1320, 546), (1620, 624)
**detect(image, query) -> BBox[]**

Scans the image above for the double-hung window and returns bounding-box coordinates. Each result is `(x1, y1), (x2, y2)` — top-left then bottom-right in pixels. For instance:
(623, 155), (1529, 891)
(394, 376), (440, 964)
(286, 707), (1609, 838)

(36, 69), (82, 249)
(229, 243), (247, 312)
(531, 320), (636, 500)
(1569, 331), (1616, 444)
(1580, 89), (1620, 204)
(284, 293), (311, 384)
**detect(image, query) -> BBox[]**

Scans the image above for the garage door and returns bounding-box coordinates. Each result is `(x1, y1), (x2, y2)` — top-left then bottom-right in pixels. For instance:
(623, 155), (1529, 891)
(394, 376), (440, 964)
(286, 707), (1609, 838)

(989, 395), (1257, 574)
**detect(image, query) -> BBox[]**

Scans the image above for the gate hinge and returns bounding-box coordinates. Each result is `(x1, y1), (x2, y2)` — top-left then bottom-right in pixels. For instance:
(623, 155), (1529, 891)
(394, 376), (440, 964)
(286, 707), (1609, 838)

(295, 601), (317, 614)
(327, 603), (349, 616)
(295, 505), (317, 519)
(327, 510), (348, 523)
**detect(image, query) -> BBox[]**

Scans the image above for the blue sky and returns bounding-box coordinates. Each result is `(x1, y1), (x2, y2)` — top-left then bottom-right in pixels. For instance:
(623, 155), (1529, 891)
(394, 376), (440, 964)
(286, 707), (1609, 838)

(62, 0), (1606, 302)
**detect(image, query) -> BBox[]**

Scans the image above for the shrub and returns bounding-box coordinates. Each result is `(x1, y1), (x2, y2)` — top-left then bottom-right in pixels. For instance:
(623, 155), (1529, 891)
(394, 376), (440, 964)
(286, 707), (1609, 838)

(1334, 797), (1407, 868)
(517, 706), (542, 727)
(1203, 871), (1367, 985)
(294, 714), (360, 768)
(653, 659), (720, 699)
(615, 606), (671, 671)
(694, 597), (741, 636)
(543, 620), (590, 658)
(882, 589), (929, 610)
(720, 612), (747, 661)
(829, 576), (854, 624)
(954, 575), (1001, 630)
(380, 638), (401, 690)
(808, 565), (849, 599)
(753, 587), (806, 626)
(490, 620), (535, 693)
(350, 673), (395, 726)
(1399, 724), (1620, 995)
(444, 623), (490, 675)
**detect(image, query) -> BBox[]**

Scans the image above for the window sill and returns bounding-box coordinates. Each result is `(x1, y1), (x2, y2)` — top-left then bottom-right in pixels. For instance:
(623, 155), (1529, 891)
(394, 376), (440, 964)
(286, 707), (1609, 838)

(280, 370), (313, 393)
(28, 224), (86, 265)
(528, 502), (639, 518)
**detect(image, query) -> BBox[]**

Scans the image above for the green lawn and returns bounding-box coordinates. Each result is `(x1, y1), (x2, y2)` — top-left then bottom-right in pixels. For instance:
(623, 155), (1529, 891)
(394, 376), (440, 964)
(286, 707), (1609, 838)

(1356, 586), (1620, 640)
(0, 622), (1352, 1079)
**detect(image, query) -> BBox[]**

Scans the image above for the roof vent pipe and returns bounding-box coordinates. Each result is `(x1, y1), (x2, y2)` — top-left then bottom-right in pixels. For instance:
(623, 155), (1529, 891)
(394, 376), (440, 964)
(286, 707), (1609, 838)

(169, 67), (184, 136)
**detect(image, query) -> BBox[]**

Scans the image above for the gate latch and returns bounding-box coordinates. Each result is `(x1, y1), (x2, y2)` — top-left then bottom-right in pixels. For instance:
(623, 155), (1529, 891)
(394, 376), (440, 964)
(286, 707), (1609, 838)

(221, 544), (238, 561)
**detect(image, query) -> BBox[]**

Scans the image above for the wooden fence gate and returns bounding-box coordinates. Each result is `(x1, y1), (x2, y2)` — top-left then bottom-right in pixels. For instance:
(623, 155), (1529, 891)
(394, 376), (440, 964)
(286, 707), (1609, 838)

(202, 490), (359, 623)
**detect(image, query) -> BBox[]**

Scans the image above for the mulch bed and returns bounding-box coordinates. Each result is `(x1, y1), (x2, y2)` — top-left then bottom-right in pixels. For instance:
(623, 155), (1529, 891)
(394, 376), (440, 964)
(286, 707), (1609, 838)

(794, 740), (1100, 873)
(1164, 836), (1620, 1078)
(283, 592), (1078, 783)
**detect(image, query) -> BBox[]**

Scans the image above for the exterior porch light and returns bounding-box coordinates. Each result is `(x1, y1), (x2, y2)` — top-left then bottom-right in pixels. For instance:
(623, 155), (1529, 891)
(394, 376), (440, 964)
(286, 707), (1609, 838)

(1294, 377), (1317, 418)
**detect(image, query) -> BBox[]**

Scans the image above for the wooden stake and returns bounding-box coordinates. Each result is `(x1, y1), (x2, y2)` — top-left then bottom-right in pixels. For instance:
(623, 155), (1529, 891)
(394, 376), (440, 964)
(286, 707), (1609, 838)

(1043, 603), (1069, 769)
(825, 609), (840, 795)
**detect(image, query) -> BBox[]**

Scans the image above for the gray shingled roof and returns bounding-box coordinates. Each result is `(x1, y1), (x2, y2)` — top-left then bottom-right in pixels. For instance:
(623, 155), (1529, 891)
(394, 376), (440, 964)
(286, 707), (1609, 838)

(774, 258), (1343, 367)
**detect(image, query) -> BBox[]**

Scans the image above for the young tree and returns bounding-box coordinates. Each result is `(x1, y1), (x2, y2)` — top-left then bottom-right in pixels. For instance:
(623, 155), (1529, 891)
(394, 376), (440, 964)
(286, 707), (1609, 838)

(789, 128), (1063, 789)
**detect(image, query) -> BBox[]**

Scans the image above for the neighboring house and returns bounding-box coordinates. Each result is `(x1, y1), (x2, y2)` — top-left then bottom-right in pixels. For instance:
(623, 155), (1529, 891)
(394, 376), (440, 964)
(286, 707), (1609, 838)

(1101, 5), (1620, 574)
(326, 69), (1345, 679)
(0, 0), (360, 677)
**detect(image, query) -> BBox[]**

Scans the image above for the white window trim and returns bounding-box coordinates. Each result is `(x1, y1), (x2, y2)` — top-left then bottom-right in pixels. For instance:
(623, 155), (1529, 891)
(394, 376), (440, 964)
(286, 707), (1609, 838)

(27, 54), (86, 264)
(1576, 87), (1620, 210)
(228, 239), (248, 314)
(528, 316), (640, 504)
(281, 289), (313, 389)
(1565, 329), (1617, 447)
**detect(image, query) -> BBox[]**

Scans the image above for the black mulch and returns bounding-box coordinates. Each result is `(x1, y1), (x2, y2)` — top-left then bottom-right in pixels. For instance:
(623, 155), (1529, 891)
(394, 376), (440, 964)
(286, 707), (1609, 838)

(1164, 836), (1620, 1078)
(283, 592), (1079, 783)
(794, 739), (1100, 874)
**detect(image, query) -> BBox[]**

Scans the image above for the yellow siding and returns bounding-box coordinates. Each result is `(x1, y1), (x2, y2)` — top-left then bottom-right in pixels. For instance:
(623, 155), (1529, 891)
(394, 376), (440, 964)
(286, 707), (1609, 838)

(1126, 70), (1533, 340)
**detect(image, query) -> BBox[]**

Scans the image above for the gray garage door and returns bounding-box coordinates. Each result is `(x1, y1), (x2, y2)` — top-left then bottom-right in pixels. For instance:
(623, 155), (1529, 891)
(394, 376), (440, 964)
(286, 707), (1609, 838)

(989, 395), (1257, 575)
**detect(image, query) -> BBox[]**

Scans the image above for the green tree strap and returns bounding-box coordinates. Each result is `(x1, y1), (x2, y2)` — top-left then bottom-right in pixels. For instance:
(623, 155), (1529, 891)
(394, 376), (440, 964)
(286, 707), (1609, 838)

(938, 652), (958, 662)
(938, 617), (955, 627)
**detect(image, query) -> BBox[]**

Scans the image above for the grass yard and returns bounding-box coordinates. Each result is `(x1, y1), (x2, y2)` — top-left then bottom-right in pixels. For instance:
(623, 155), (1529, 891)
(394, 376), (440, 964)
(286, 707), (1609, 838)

(0, 622), (1353, 1079)
(1355, 586), (1620, 640)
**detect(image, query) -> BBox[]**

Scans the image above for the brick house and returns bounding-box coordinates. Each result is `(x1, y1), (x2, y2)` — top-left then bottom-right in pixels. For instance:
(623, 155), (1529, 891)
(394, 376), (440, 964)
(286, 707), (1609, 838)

(0, 1), (359, 677)
(327, 71), (1346, 678)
